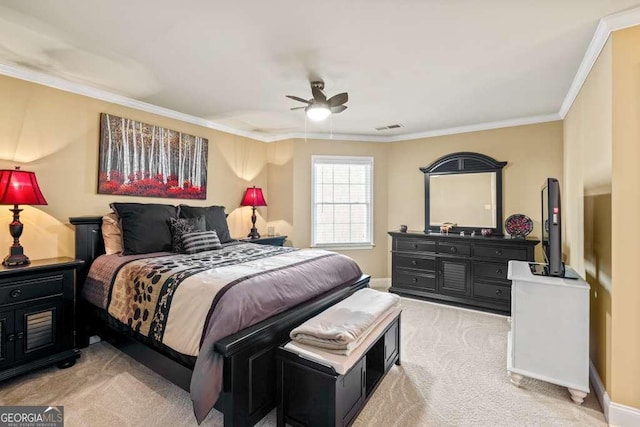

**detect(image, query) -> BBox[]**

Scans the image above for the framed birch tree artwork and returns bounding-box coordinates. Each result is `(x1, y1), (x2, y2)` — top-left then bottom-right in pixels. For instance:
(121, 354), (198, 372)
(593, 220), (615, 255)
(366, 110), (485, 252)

(98, 113), (208, 199)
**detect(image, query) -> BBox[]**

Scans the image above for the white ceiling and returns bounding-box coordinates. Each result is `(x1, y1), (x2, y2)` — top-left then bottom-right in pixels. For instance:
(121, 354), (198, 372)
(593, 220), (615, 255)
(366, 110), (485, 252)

(0, 0), (638, 140)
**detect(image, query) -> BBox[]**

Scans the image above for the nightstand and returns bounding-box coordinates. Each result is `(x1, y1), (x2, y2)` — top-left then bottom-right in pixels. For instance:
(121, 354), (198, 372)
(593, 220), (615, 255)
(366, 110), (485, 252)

(241, 236), (288, 246)
(0, 257), (83, 382)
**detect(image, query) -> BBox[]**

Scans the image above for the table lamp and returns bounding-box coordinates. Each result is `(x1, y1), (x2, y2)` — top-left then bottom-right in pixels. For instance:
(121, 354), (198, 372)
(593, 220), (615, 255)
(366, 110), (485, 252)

(0, 166), (48, 266)
(240, 186), (267, 239)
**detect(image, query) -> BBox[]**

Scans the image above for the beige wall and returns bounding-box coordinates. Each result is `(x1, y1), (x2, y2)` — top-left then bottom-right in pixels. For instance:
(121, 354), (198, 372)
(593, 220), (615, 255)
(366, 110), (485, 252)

(387, 121), (564, 262)
(563, 37), (613, 392)
(611, 26), (640, 408)
(0, 75), (269, 260)
(267, 138), (390, 278)
(564, 26), (640, 410)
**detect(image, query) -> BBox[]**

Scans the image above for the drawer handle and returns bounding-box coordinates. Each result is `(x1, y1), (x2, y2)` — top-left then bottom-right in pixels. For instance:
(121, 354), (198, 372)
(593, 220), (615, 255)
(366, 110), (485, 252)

(412, 244), (418, 249)
(450, 247), (457, 253)
(412, 277), (418, 283)
(6, 333), (15, 342)
(411, 260), (417, 266)
(16, 332), (23, 340)
(495, 269), (503, 275)
(495, 250), (502, 256)
(495, 289), (503, 296)
(9, 289), (22, 298)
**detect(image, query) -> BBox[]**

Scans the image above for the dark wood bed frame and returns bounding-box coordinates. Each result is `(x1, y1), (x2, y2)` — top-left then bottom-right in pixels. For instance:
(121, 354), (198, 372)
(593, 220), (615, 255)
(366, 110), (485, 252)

(69, 216), (370, 426)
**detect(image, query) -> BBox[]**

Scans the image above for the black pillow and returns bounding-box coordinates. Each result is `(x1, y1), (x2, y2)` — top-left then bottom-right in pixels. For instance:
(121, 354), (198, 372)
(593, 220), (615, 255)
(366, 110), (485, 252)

(169, 216), (206, 253)
(178, 205), (231, 243)
(110, 203), (177, 255)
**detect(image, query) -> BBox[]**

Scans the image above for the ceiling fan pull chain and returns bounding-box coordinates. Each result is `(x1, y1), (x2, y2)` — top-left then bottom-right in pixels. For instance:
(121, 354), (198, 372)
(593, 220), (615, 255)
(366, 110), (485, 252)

(330, 115), (333, 139)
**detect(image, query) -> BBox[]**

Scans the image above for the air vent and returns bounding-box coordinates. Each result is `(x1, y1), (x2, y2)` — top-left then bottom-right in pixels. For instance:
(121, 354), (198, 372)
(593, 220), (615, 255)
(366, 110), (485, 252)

(375, 124), (403, 131)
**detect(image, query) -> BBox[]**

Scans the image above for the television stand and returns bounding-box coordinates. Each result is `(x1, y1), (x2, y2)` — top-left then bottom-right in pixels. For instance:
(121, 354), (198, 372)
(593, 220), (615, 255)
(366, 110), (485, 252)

(507, 261), (590, 404)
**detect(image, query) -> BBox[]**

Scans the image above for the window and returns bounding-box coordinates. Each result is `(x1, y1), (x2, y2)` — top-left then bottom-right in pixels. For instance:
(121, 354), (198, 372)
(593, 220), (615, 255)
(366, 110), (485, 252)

(311, 155), (373, 248)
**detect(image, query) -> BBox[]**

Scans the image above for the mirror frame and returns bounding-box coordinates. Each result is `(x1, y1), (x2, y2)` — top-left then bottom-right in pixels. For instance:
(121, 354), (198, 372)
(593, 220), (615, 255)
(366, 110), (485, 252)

(420, 152), (507, 235)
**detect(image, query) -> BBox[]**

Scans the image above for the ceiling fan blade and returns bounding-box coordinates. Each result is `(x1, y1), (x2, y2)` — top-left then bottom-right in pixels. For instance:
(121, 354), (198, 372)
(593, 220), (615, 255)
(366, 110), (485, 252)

(311, 86), (327, 102)
(286, 95), (311, 104)
(327, 92), (348, 107)
(330, 105), (347, 114)
(290, 106), (306, 110)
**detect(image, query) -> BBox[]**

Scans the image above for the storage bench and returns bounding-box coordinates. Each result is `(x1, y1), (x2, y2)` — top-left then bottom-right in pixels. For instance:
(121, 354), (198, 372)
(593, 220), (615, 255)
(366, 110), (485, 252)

(276, 308), (401, 427)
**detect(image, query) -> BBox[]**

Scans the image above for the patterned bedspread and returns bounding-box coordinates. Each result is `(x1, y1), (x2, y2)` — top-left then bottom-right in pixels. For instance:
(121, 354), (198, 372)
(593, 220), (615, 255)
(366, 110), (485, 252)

(83, 242), (363, 422)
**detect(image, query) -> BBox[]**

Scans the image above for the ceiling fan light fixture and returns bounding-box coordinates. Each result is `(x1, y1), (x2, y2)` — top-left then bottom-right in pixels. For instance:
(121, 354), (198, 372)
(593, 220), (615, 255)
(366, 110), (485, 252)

(305, 104), (331, 121)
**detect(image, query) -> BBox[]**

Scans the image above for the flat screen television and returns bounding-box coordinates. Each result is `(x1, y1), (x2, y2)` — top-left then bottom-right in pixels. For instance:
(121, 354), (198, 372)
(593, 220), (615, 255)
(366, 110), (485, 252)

(531, 177), (565, 277)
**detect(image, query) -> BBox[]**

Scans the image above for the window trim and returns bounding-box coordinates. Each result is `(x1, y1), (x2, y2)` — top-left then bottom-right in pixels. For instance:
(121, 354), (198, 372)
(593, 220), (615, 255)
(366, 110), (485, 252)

(310, 155), (374, 249)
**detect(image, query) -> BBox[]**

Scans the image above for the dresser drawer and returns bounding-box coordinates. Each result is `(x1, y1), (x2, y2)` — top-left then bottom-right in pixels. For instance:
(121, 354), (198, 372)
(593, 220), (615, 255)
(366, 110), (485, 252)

(474, 245), (527, 261)
(474, 262), (508, 281)
(437, 242), (471, 257)
(473, 281), (510, 302)
(396, 238), (436, 253)
(394, 255), (436, 271)
(0, 275), (64, 306)
(394, 269), (437, 291)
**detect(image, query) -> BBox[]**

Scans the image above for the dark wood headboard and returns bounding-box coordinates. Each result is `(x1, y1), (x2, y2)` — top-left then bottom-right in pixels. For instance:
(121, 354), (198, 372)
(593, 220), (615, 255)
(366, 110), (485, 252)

(69, 216), (105, 289)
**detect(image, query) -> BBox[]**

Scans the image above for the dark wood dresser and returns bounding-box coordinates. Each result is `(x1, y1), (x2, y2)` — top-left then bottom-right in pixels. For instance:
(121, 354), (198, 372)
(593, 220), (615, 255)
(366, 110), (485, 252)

(389, 231), (538, 314)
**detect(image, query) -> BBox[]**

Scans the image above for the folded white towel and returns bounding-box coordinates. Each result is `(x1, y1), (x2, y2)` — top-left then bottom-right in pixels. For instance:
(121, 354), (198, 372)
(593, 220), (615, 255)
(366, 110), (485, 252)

(290, 288), (401, 355)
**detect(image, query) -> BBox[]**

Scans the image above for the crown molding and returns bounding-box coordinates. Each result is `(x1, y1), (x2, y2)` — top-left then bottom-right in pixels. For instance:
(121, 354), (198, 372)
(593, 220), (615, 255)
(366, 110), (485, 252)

(0, 62), (563, 145)
(559, 6), (640, 118)
(0, 63), (275, 142)
(385, 114), (561, 142)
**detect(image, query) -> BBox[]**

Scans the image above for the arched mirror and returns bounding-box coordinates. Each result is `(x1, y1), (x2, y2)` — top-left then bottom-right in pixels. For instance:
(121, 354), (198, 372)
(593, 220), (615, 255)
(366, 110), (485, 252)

(421, 152), (507, 235)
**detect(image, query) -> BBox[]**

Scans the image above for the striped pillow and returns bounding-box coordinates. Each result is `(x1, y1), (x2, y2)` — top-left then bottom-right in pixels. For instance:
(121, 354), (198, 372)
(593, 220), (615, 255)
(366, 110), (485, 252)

(181, 230), (222, 254)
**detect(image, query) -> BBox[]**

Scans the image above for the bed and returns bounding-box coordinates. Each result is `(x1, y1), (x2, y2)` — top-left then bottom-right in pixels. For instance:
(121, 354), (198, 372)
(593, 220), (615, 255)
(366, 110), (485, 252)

(69, 215), (369, 426)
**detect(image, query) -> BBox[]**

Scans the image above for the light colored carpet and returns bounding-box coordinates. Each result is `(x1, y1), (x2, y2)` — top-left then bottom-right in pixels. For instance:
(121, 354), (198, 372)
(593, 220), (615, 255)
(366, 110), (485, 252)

(0, 297), (605, 426)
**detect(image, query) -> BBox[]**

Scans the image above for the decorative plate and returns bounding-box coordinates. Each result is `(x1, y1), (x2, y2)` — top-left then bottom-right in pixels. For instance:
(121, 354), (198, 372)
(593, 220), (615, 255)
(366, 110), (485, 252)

(504, 214), (533, 238)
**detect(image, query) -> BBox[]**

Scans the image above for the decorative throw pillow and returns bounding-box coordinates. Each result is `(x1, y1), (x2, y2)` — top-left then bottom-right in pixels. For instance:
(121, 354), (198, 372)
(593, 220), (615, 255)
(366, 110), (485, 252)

(182, 230), (222, 254)
(178, 205), (231, 243)
(169, 216), (206, 253)
(110, 203), (178, 255)
(102, 213), (123, 255)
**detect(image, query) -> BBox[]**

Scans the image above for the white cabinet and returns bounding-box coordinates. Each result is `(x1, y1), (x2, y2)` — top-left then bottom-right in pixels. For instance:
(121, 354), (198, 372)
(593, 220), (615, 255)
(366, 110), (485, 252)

(506, 261), (590, 404)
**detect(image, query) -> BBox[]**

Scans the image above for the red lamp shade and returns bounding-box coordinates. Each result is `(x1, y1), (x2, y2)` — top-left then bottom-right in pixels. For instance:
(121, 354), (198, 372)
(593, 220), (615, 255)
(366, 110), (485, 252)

(240, 186), (267, 207)
(0, 168), (48, 206)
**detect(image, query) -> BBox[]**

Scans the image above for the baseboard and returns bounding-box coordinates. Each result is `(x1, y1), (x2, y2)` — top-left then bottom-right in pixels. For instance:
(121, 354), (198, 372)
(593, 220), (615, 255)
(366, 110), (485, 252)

(369, 277), (391, 290)
(589, 360), (640, 426)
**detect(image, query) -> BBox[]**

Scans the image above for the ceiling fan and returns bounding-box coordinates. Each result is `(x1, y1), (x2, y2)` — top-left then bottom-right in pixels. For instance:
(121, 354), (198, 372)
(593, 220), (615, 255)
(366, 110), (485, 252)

(286, 81), (348, 121)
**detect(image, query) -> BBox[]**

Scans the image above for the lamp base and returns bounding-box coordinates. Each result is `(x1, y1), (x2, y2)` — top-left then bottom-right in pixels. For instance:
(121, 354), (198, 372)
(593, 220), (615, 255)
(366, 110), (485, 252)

(3, 250), (30, 267)
(247, 228), (261, 240)
(4, 206), (30, 267)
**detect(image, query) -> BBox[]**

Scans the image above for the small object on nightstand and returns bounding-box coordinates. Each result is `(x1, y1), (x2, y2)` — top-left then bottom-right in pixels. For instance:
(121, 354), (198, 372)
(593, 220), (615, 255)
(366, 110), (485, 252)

(240, 235), (288, 247)
(399, 225), (407, 233)
(0, 257), (83, 382)
(471, 231), (476, 237)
